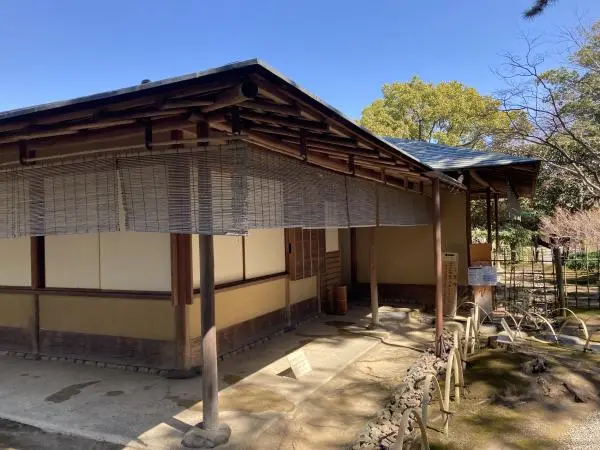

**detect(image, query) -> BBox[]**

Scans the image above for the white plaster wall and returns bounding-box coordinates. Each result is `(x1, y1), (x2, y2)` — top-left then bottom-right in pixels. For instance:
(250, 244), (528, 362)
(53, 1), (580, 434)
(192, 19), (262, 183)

(214, 236), (244, 284)
(244, 229), (285, 278)
(99, 232), (171, 291)
(325, 228), (339, 253)
(46, 234), (101, 289)
(0, 237), (31, 286)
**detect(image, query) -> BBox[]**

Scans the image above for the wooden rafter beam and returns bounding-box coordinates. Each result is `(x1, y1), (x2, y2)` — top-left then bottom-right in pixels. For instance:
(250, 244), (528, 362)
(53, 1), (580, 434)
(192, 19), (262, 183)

(202, 82), (259, 113)
(238, 110), (329, 131)
(240, 100), (300, 116)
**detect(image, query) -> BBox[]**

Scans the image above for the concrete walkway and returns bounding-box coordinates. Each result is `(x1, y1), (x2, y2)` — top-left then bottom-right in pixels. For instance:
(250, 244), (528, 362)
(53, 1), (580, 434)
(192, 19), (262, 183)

(0, 306), (431, 449)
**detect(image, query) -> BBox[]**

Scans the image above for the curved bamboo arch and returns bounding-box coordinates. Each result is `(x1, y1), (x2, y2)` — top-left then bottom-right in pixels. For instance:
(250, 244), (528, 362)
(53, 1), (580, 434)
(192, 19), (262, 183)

(457, 301), (492, 328)
(553, 308), (591, 351)
(526, 311), (559, 343)
(512, 305), (541, 331)
(421, 373), (446, 429)
(391, 408), (430, 450)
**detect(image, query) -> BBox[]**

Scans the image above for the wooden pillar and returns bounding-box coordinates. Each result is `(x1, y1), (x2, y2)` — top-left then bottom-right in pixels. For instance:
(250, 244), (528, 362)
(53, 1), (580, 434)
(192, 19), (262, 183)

(169, 130), (193, 372)
(494, 193), (500, 264)
(350, 228), (357, 287)
(369, 226), (378, 327)
(486, 187), (492, 244)
(199, 234), (219, 430)
(433, 178), (444, 356)
(30, 236), (44, 356)
(465, 172), (472, 265)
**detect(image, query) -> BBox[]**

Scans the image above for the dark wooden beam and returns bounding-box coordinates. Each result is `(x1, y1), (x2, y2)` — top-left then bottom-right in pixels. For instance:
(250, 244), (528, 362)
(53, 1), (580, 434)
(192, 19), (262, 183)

(494, 193), (500, 263)
(465, 172), (472, 265)
(170, 129), (193, 373)
(486, 187), (492, 244)
(241, 100), (300, 116)
(433, 178), (443, 356)
(30, 236), (44, 357)
(202, 82), (259, 113)
(238, 110), (329, 131)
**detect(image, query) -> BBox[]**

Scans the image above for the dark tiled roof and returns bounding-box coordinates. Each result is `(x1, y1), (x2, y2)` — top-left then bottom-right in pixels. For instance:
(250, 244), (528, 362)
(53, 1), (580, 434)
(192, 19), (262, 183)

(383, 137), (538, 170)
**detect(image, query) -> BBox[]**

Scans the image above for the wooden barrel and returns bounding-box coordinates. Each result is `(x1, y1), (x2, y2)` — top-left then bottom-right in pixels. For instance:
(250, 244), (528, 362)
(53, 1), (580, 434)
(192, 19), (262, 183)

(333, 285), (348, 315)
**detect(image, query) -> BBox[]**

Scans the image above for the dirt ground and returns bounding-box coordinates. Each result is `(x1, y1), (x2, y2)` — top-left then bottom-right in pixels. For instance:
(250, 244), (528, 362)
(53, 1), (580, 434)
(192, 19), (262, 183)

(248, 330), (431, 449)
(0, 418), (120, 450)
(427, 343), (600, 450)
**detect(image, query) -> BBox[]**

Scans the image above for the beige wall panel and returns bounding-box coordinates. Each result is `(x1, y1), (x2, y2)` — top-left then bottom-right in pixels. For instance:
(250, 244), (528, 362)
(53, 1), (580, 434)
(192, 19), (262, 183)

(244, 229), (285, 279)
(325, 228), (339, 253)
(357, 190), (468, 286)
(188, 276), (287, 337)
(99, 232), (171, 291)
(39, 296), (174, 340)
(214, 236), (244, 285)
(46, 234), (100, 289)
(290, 275), (317, 304)
(0, 293), (34, 328)
(0, 238), (31, 286)
(216, 277), (286, 329)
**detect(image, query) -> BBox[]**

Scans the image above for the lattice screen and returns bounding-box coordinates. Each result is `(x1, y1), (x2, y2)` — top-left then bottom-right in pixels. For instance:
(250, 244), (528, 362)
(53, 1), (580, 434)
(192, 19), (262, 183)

(0, 142), (432, 238)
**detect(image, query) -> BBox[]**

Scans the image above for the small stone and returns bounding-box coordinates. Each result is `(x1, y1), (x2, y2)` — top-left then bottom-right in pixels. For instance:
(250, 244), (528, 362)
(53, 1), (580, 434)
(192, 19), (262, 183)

(96, 362), (106, 368)
(125, 366), (138, 373)
(84, 361), (96, 367)
(75, 359), (84, 365)
(182, 423), (231, 448)
(106, 363), (119, 370)
(158, 370), (169, 377)
(148, 368), (160, 375)
(138, 367), (149, 374)
(15, 352), (25, 358)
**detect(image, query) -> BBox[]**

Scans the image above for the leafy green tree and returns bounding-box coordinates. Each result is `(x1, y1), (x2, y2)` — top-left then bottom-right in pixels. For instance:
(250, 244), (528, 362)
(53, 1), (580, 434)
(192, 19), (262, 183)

(360, 76), (524, 150)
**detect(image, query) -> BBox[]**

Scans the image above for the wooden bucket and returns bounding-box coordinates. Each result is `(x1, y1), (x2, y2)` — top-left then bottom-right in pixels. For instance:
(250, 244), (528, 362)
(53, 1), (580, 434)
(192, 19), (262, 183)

(333, 285), (348, 315)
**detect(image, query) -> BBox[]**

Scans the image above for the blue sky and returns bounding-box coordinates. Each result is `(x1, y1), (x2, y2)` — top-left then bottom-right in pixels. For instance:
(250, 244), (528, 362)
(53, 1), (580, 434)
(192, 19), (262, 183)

(1, 1), (599, 119)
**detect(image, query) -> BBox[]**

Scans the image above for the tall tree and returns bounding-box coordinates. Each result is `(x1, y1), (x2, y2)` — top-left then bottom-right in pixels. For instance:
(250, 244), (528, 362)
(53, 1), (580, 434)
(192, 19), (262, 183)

(360, 76), (524, 150)
(498, 22), (600, 200)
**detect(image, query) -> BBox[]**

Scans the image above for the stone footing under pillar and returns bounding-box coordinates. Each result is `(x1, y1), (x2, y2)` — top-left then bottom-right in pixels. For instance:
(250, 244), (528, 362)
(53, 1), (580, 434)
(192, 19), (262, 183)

(182, 423), (231, 449)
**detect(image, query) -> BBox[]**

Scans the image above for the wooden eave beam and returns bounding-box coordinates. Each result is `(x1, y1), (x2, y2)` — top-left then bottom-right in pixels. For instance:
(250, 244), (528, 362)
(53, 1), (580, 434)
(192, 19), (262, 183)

(240, 100), (300, 116)
(238, 110), (329, 132)
(202, 82), (259, 113)
(10, 116), (190, 151)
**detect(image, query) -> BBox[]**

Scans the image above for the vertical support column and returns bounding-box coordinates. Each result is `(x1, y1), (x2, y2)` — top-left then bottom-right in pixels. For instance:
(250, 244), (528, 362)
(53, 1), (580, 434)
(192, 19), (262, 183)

(464, 172), (472, 265)
(200, 235), (218, 429)
(30, 236), (44, 357)
(494, 193), (500, 264)
(169, 129), (193, 374)
(183, 123), (231, 448)
(350, 228), (357, 287)
(486, 187), (492, 244)
(369, 227), (378, 327)
(433, 178), (444, 356)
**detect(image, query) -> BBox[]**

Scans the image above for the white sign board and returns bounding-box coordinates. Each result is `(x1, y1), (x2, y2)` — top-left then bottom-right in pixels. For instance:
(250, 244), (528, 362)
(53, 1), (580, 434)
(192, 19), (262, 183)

(500, 318), (515, 342)
(468, 266), (497, 286)
(286, 349), (312, 378)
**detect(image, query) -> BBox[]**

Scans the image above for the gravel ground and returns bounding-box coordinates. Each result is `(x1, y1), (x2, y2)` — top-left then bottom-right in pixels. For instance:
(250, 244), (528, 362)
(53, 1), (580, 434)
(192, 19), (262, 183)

(561, 410), (600, 450)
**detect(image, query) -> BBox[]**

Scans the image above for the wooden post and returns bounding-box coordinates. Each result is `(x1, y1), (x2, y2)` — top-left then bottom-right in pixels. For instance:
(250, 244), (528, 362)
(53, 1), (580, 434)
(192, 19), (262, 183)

(169, 130), (193, 373)
(433, 178), (444, 356)
(486, 187), (492, 244)
(30, 236), (44, 356)
(464, 172), (472, 265)
(494, 193), (500, 265)
(553, 246), (567, 317)
(369, 226), (378, 327)
(199, 234), (219, 430)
